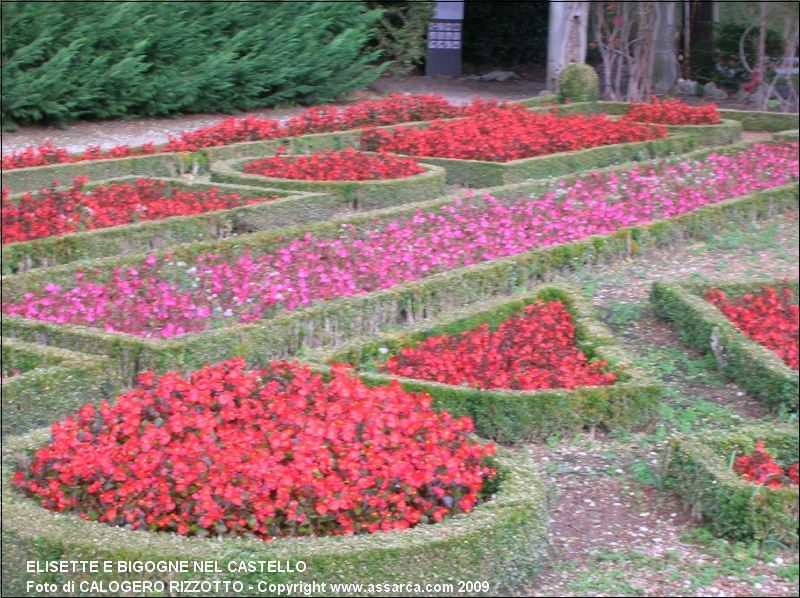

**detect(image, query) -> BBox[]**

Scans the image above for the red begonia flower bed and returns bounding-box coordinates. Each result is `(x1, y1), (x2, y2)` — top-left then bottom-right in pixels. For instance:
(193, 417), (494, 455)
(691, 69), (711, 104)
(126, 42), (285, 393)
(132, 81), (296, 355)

(625, 97), (721, 125)
(242, 148), (424, 181)
(706, 285), (799, 369)
(13, 359), (495, 540)
(381, 300), (617, 390)
(361, 105), (666, 162)
(2, 177), (277, 244)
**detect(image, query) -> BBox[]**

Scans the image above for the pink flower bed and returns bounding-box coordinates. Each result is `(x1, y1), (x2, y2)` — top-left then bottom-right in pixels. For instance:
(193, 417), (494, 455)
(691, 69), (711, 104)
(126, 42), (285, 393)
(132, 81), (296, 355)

(3, 143), (797, 338)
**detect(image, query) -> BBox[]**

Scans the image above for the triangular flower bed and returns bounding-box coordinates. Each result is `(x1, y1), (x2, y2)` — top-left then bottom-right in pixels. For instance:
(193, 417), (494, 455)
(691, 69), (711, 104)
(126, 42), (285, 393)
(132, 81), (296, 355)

(308, 286), (662, 443)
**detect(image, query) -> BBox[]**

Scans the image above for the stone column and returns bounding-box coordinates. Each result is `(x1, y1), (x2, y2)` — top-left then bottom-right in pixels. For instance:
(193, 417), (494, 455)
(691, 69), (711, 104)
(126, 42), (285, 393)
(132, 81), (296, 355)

(546, 1), (590, 92)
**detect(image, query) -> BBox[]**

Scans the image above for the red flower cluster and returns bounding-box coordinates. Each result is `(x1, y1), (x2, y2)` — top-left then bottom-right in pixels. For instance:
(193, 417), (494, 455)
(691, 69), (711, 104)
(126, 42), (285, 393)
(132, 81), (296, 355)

(169, 94), (478, 152)
(706, 285), (799, 369)
(1, 141), (158, 170)
(625, 97), (720, 125)
(242, 149), (424, 181)
(733, 442), (799, 488)
(1, 95), (476, 170)
(362, 105), (666, 162)
(13, 359), (495, 540)
(2, 177), (276, 244)
(381, 300), (618, 390)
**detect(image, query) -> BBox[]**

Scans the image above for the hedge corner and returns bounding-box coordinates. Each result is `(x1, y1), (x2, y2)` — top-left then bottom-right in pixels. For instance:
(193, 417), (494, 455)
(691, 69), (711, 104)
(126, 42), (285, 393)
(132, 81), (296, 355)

(662, 423), (799, 546)
(650, 278), (799, 412)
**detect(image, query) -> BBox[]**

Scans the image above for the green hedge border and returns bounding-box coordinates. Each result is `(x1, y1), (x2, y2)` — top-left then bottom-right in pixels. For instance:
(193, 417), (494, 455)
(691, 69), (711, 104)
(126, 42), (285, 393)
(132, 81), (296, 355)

(650, 277), (799, 411)
(209, 156), (447, 211)
(663, 424), (799, 545)
(1, 178), (339, 274)
(1, 434), (547, 597)
(2, 142), (796, 385)
(304, 285), (662, 443)
(1, 338), (120, 436)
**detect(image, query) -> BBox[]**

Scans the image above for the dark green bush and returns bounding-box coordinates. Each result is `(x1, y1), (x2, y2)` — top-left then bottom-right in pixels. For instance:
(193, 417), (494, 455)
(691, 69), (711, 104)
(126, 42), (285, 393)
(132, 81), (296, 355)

(1, 1), (385, 128)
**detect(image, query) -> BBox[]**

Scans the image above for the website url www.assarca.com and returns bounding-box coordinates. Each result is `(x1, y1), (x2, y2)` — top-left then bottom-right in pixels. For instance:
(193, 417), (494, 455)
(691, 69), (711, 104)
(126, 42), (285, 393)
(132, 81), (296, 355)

(265, 580), (490, 595)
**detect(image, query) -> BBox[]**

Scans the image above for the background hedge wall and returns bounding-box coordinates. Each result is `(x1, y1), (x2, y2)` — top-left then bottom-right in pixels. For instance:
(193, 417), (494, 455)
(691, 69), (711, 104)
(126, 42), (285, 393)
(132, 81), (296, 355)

(1, 1), (385, 129)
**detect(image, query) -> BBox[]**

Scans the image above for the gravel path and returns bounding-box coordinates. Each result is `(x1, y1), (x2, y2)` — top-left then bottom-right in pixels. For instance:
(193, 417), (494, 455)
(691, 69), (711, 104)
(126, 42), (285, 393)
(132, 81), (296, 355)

(526, 212), (800, 597)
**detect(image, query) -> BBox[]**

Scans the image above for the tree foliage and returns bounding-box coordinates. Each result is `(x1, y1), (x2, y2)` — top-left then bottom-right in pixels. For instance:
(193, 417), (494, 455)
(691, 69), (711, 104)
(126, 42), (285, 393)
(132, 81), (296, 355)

(1, 1), (386, 128)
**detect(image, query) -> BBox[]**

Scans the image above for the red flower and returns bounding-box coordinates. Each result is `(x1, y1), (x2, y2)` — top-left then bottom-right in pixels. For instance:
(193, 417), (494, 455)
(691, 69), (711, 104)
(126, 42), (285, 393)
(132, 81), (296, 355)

(733, 441), (799, 488)
(2, 178), (277, 244)
(706, 285), (799, 369)
(361, 105), (666, 162)
(1, 94), (476, 170)
(625, 97), (720, 125)
(13, 359), (495, 540)
(381, 300), (617, 390)
(243, 148), (423, 181)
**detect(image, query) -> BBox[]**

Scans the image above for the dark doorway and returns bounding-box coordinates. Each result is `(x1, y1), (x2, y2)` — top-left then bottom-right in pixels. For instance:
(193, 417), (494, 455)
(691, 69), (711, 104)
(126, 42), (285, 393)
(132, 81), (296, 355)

(462, 1), (549, 73)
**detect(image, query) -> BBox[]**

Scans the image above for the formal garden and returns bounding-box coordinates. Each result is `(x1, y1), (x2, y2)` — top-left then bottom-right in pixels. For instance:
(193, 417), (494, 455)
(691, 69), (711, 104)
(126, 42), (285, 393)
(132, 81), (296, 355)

(1, 2), (799, 597)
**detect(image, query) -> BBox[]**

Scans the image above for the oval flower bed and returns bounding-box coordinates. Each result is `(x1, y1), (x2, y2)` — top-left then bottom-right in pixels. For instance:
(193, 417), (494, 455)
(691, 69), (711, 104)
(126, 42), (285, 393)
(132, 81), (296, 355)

(361, 104), (666, 162)
(5, 142), (796, 339)
(4, 427), (545, 595)
(243, 148), (424, 181)
(0, 94), (481, 171)
(625, 97), (721, 125)
(13, 358), (495, 540)
(705, 285), (798, 369)
(210, 149), (446, 212)
(1, 177), (278, 244)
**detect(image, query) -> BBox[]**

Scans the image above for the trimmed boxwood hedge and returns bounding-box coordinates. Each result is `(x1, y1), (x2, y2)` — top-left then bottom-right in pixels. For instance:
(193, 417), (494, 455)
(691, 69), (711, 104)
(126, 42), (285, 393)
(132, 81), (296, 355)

(0, 434), (547, 597)
(376, 133), (701, 188)
(2, 143), (797, 386)
(0, 151), (208, 196)
(1, 178), (338, 275)
(650, 278), (799, 411)
(209, 156), (447, 211)
(304, 285), (662, 443)
(663, 424), (799, 545)
(545, 99), (799, 133)
(1, 338), (120, 436)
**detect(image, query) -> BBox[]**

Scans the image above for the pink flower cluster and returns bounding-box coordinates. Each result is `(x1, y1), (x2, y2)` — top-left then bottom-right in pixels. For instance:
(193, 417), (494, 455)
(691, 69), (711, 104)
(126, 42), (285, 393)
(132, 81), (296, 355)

(4, 143), (797, 338)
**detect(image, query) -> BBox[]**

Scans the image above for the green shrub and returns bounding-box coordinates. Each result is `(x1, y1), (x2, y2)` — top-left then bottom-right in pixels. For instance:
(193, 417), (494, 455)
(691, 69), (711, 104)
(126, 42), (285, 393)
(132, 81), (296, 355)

(367, 1), (434, 75)
(558, 63), (600, 103)
(663, 424), (799, 546)
(1, 2), (385, 128)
